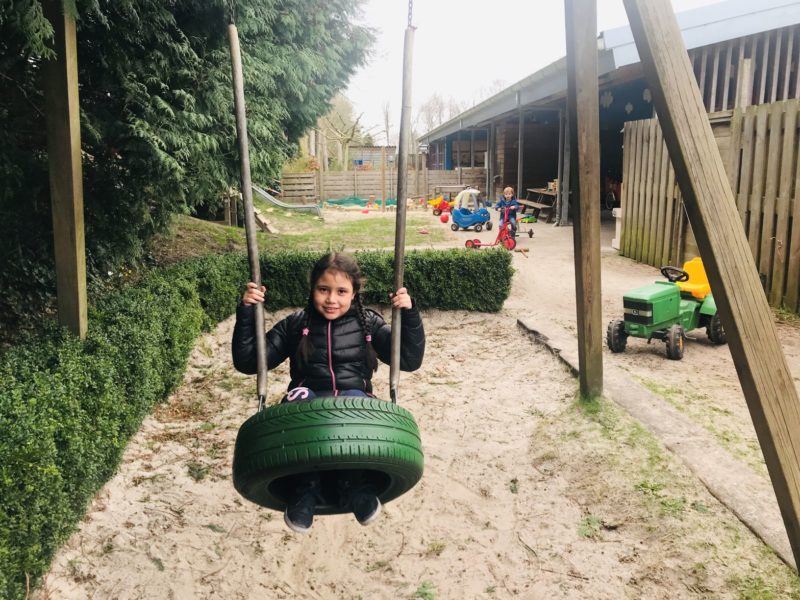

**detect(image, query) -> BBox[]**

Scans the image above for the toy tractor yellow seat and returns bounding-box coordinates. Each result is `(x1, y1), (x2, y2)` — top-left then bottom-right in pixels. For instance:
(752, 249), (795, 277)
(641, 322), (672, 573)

(608, 256), (727, 360)
(676, 257), (711, 300)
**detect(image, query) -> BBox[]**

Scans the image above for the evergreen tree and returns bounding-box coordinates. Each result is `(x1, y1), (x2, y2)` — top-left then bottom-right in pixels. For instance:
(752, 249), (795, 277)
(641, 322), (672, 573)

(0, 0), (373, 327)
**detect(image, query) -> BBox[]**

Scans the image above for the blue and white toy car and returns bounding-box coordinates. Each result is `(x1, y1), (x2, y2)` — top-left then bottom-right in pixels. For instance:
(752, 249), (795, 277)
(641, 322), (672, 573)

(450, 188), (492, 232)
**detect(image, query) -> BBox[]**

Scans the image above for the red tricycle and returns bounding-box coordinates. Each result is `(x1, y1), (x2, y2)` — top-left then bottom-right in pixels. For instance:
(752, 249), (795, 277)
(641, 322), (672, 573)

(465, 206), (516, 250)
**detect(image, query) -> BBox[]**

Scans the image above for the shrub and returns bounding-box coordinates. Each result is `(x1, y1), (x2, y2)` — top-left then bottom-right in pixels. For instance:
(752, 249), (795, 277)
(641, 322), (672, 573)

(0, 247), (512, 598)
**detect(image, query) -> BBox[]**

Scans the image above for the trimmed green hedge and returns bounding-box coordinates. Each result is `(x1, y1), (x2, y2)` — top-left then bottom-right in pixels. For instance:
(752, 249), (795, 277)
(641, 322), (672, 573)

(0, 248), (512, 598)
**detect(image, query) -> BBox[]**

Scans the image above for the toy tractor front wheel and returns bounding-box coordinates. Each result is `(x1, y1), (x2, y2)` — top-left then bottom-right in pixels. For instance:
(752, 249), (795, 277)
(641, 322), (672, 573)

(707, 313), (726, 345)
(607, 319), (627, 353)
(666, 324), (685, 360)
(433, 208), (442, 216)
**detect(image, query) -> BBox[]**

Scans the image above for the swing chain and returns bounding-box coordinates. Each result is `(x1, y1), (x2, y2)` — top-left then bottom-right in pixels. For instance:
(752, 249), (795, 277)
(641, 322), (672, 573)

(407, 0), (413, 27)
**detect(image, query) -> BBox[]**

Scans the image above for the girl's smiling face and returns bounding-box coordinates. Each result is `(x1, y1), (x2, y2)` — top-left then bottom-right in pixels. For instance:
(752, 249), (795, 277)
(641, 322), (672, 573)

(313, 269), (356, 320)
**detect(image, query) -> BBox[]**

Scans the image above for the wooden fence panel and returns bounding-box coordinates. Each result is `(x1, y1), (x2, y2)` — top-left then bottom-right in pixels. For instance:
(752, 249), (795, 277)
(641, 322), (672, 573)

(281, 168), (486, 203)
(748, 105), (770, 260)
(640, 120), (655, 261)
(620, 124), (634, 258)
(786, 124), (800, 310)
(628, 121), (645, 258)
(661, 159), (676, 266)
(621, 100), (800, 311)
(759, 106), (784, 289)
(772, 101), (798, 305)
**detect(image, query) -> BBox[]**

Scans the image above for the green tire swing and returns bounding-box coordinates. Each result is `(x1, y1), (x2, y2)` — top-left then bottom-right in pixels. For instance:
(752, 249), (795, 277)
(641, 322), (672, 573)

(225, 4), (422, 514)
(233, 398), (423, 512)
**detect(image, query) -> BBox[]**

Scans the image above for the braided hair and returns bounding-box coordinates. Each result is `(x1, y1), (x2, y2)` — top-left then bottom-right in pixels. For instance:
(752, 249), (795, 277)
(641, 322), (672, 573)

(295, 252), (378, 372)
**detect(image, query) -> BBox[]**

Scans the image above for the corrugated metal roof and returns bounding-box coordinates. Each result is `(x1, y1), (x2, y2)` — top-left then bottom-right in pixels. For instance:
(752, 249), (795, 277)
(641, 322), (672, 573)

(421, 0), (800, 143)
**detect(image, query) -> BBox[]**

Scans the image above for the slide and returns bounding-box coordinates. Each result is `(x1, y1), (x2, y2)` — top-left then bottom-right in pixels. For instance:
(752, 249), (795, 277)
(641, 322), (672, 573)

(252, 184), (322, 218)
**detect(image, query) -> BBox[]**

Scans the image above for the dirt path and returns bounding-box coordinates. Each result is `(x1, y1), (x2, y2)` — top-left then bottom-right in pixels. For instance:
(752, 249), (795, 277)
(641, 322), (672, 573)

(36, 210), (800, 599)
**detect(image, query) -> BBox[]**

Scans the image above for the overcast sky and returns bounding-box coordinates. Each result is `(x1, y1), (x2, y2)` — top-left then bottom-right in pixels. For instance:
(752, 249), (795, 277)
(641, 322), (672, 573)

(345, 0), (722, 143)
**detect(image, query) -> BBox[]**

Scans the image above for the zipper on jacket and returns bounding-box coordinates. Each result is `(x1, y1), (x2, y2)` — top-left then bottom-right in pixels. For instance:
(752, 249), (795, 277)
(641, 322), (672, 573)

(327, 320), (338, 395)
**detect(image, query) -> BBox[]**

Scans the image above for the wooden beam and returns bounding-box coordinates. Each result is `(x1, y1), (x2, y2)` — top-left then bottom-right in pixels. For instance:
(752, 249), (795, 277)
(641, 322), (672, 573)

(759, 32), (771, 105)
(721, 41), (733, 110)
(565, 0), (603, 399)
(516, 109), (524, 199)
(624, 0), (800, 569)
(42, 0), (87, 339)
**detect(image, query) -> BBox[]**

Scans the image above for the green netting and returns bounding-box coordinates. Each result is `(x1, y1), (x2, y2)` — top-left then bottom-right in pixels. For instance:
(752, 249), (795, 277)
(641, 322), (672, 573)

(323, 196), (397, 207)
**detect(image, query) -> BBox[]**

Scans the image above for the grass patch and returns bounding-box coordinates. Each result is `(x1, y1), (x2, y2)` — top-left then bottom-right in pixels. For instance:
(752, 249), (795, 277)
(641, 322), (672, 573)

(149, 210), (449, 267)
(577, 395), (621, 437)
(424, 540), (447, 558)
(148, 216), (253, 265)
(773, 307), (800, 327)
(735, 575), (781, 600)
(259, 211), (448, 252)
(187, 461), (209, 482)
(578, 515), (603, 539)
(412, 581), (436, 600)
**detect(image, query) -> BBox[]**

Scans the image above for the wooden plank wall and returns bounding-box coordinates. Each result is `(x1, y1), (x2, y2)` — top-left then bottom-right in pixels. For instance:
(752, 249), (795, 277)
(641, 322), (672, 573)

(621, 100), (800, 311)
(281, 168), (486, 203)
(688, 24), (800, 113)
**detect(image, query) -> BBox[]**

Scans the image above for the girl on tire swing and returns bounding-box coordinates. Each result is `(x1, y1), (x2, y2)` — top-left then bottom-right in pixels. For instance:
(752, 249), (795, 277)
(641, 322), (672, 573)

(232, 252), (426, 533)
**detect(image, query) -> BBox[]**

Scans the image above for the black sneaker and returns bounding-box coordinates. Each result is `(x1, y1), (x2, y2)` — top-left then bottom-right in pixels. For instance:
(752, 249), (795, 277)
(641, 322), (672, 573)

(284, 492), (316, 534)
(352, 492), (381, 526)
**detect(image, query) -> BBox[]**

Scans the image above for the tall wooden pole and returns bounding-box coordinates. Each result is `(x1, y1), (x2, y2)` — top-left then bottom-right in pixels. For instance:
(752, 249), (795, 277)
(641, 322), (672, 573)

(381, 145), (387, 211)
(390, 19), (415, 403)
(42, 1), (87, 339)
(565, 0), (603, 398)
(624, 0), (800, 568)
(516, 109), (524, 199)
(228, 22), (267, 407)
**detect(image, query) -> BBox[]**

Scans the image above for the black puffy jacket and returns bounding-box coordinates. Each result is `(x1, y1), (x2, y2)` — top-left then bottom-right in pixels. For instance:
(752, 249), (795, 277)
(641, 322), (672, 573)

(232, 302), (425, 394)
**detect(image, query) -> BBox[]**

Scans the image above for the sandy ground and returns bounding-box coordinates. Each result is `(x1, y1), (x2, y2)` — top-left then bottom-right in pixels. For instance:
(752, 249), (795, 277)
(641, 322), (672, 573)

(35, 208), (800, 599)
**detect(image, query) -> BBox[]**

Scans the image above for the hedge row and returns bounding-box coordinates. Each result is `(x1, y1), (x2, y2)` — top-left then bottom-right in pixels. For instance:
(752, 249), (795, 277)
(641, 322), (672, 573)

(0, 248), (512, 599)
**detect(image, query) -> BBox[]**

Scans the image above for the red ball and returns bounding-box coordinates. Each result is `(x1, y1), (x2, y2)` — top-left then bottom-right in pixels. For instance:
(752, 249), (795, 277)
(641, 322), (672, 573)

(440, 214), (450, 223)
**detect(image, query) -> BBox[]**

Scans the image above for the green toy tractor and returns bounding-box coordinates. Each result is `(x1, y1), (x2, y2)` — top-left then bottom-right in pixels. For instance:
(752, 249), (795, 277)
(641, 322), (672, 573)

(607, 257), (726, 360)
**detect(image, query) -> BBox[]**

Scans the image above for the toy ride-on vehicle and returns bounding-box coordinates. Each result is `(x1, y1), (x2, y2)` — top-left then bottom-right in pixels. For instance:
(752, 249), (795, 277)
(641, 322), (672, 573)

(450, 189), (492, 232)
(607, 257), (726, 360)
(464, 206), (516, 250)
(427, 195), (455, 216)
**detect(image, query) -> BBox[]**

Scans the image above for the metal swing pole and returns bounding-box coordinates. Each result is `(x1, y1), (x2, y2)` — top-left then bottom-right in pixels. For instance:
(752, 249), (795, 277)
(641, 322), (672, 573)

(390, 2), (415, 404)
(228, 9), (268, 410)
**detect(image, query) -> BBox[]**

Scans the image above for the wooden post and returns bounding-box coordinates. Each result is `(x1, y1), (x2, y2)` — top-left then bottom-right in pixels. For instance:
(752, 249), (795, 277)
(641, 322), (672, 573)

(415, 149), (421, 200)
(625, 0), (800, 569)
(516, 108), (524, 199)
(42, 0), (87, 339)
(231, 193), (239, 227)
(470, 129), (475, 168)
(317, 132), (326, 204)
(423, 150), (429, 200)
(561, 114), (572, 224)
(736, 57), (753, 109)
(381, 145), (387, 211)
(565, 0), (603, 399)
(224, 192), (231, 225)
(556, 109), (565, 225)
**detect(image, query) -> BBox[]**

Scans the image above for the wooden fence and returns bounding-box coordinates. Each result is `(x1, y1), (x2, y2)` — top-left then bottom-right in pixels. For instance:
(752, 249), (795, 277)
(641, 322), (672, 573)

(281, 168), (486, 204)
(621, 99), (800, 311)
